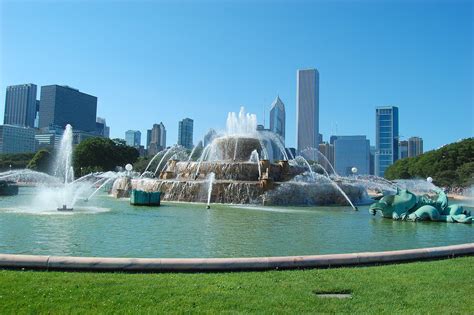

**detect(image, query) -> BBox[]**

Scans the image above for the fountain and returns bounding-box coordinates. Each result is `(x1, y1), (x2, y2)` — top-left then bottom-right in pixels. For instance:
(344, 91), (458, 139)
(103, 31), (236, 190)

(129, 107), (368, 207)
(0, 124), (122, 213)
(206, 172), (215, 209)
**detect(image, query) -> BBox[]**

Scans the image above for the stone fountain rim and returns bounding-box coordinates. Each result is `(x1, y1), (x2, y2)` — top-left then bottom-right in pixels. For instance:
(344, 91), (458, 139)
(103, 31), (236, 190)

(0, 243), (472, 272)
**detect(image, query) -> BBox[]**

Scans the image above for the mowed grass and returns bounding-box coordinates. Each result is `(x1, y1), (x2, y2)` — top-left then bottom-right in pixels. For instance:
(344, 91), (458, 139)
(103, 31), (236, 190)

(0, 257), (473, 313)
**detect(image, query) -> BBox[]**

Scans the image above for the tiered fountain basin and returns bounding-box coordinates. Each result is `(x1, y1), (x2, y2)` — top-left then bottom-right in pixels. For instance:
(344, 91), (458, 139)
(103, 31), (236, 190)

(128, 135), (367, 205)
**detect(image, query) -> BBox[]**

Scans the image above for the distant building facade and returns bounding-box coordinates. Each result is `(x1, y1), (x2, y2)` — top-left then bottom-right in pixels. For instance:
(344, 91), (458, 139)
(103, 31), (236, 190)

(39, 85), (97, 132)
(332, 135), (370, 176)
(408, 137), (423, 157)
(4, 84), (37, 128)
(370, 146), (376, 175)
(399, 140), (408, 159)
(203, 129), (217, 147)
(0, 125), (36, 154)
(146, 129), (152, 149)
(95, 117), (110, 138)
(375, 106), (399, 177)
(148, 122), (166, 156)
(318, 142), (335, 173)
(125, 130), (141, 147)
(178, 118), (193, 149)
(296, 69), (319, 157)
(269, 96), (285, 143)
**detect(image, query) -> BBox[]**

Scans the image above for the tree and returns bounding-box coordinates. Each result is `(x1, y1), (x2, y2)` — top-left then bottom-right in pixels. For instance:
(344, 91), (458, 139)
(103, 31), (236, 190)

(0, 153), (36, 171)
(73, 137), (139, 172)
(455, 162), (474, 187)
(27, 149), (52, 173)
(385, 138), (474, 187)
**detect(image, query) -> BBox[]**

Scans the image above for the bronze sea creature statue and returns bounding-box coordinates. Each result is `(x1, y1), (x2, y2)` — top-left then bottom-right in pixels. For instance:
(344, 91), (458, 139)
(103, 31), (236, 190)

(369, 188), (472, 224)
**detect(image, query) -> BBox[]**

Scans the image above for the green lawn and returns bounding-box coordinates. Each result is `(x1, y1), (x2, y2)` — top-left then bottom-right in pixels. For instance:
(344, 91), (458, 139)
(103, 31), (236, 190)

(1, 257), (473, 313)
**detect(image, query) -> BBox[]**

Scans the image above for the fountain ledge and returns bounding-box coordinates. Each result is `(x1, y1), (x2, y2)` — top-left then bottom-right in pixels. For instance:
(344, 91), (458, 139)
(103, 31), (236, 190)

(0, 243), (472, 272)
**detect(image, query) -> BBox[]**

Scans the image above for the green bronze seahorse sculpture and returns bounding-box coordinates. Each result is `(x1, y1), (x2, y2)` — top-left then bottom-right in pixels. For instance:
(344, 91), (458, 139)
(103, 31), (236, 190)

(369, 188), (472, 224)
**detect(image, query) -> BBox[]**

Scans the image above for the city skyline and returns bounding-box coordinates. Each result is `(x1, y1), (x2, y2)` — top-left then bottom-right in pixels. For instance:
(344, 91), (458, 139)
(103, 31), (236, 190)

(1, 1), (472, 150)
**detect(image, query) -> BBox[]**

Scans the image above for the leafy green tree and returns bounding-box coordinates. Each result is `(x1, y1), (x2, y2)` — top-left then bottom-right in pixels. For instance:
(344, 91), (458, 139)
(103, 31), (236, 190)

(0, 153), (36, 171)
(455, 162), (474, 187)
(73, 137), (139, 172)
(385, 138), (474, 187)
(133, 156), (151, 173)
(27, 149), (52, 173)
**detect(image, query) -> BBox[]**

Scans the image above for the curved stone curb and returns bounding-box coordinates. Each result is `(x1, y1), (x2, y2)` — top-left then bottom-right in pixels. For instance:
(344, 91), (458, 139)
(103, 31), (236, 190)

(0, 243), (473, 272)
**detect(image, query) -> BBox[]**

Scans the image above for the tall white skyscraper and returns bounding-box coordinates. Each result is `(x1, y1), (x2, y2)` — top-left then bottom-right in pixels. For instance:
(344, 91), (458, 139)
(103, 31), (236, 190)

(296, 69), (319, 158)
(269, 96), (285, 143)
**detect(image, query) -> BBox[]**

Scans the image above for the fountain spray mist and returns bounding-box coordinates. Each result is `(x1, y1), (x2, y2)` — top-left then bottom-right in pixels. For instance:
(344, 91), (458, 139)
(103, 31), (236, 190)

(206, 172), (215, 209)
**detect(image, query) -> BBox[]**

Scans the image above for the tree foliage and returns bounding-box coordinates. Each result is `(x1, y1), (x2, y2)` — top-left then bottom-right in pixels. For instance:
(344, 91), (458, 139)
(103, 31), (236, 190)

(27, 149), (52, 173)
(0, 153), (36, 171)
(385, 138), (474, 187)
(133, 156), (151, 174)
(73, 137), (139, 172)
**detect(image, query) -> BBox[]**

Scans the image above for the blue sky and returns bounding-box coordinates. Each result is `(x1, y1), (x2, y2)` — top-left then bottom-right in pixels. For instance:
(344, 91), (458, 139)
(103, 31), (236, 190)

(1, 0), (472, 151)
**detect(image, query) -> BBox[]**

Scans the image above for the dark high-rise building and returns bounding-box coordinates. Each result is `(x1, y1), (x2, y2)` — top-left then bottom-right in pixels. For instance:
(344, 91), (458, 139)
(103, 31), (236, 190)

(178, 118), (193, 149)
(399, 140), (408, 159)
(319, 141), (334, 173)
(4, 84), (37, 128)
(375, 106), (399, 177)
(0, 125), (36, 154)
(148, 122), (166, 156)
(125, 130), (141, 147)
(408, 137), (423, 157)
(146, 129), (152, 149)
(370, 146), (376, 175)
(95, 117), (109, 138)
(333, 135), (370, 176)
(39, 85), (97, 132)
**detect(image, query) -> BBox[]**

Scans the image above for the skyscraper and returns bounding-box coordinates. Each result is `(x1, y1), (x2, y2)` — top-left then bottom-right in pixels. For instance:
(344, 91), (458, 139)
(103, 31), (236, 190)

(375, 106), (399, 177)
(408, 137), (423, 157)
(296, 69), (319, 157)
(4, 84), (37, 128)
(332, 135), (370, 176)
(0, 125), (36, 154)
(178, 118), (193, 149)
(399, 140), (408, 159)
(125, 130), (141, 147)
(95, 117), (109, 138)
(39, 85), (97, 132)
(148, 122), (166, 155)
(146, 129), (152, 149)
(318, 141), (334, 173)
(203, 128), (217, 147)
(269, 96), (285, 143)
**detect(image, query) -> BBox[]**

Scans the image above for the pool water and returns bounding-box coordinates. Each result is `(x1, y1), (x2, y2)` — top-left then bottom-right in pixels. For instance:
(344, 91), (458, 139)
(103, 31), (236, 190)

(0, 187), (472, 258)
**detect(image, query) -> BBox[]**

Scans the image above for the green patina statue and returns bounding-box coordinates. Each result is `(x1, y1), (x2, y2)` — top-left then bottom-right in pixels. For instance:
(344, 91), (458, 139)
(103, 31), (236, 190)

(369, 188), (472, 224)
